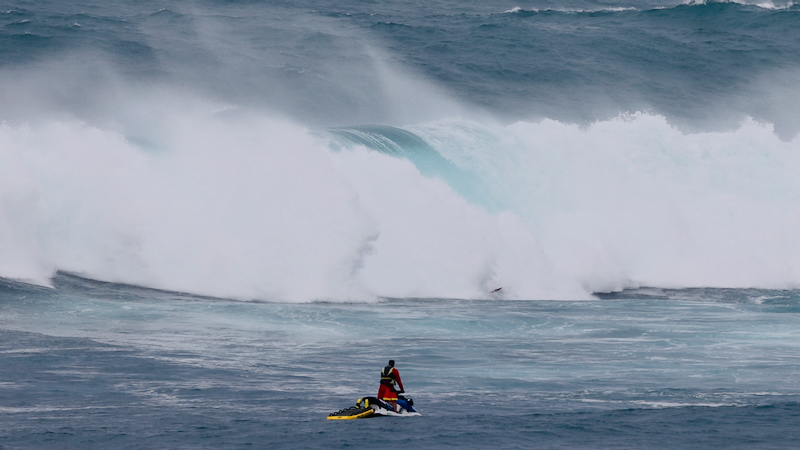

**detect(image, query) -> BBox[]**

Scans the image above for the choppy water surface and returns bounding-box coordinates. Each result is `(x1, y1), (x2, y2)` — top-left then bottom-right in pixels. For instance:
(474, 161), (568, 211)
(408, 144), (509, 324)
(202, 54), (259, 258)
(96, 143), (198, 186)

(2, 275), (799, 448)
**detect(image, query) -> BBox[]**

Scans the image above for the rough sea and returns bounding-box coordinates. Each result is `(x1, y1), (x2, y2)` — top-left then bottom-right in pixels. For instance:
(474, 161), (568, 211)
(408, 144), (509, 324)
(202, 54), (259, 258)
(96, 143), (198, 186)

(2, 0), (800, 448)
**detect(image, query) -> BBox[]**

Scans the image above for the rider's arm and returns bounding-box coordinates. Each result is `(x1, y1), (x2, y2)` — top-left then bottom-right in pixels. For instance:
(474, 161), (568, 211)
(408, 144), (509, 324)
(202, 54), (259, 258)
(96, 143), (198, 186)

(393, 368), (404, 392)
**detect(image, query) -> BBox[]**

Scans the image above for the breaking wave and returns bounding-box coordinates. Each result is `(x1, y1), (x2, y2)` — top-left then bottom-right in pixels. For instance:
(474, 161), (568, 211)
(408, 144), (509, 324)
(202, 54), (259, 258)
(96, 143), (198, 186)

(2, 105), (799, 301)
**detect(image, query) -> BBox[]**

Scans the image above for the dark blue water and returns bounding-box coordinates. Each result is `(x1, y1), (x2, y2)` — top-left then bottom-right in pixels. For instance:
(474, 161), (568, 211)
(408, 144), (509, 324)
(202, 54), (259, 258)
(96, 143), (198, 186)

(2, 275), (800, 448)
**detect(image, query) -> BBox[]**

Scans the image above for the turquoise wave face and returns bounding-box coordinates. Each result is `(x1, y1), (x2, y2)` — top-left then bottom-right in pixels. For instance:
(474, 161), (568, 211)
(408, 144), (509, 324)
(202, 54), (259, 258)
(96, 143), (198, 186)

(323, 125), (506, 212)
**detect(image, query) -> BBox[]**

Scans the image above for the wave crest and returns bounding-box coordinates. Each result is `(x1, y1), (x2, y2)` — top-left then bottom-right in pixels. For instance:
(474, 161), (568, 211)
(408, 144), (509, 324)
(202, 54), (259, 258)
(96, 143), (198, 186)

(1, 110), (799, 301)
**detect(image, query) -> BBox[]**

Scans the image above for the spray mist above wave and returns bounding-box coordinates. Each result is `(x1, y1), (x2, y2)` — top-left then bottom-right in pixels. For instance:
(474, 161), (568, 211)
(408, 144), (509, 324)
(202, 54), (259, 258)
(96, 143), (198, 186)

(0, 2), (466, 129)
(4, 0), (800, 139)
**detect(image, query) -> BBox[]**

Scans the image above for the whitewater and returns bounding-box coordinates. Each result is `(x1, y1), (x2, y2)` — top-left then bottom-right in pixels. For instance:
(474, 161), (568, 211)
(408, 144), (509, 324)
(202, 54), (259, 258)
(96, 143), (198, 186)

(2, 111), (800, 301)
(2, 0), (800, 448)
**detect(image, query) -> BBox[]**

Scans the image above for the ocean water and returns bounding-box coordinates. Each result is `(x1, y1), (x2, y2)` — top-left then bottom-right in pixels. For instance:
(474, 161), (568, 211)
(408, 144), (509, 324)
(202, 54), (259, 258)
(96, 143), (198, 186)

(2, 274), (800, 448)
(2, 0), (800, 448)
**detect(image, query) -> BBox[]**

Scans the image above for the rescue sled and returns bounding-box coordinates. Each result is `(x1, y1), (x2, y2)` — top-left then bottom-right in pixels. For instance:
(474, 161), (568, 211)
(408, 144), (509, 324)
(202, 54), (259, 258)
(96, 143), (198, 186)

(327, 394), (419, 420)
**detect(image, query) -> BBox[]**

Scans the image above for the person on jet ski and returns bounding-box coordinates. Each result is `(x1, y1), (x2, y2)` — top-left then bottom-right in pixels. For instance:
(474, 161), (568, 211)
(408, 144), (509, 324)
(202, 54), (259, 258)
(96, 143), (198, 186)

(378, 359), (404, 412)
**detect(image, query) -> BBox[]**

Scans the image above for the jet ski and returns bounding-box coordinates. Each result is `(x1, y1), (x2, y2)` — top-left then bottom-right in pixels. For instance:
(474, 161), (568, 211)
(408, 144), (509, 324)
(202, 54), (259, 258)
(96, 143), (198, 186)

(327, 394), (419, 420)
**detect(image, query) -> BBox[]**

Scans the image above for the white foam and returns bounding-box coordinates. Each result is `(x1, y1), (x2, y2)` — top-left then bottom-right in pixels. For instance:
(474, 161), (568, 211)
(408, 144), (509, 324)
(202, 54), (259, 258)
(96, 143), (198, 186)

(755, 1), (794, 9)
(503, 6), (636, 13)
(0, 115), (378, 302)
(632, 401), (735, 408)
(684, 0), (794, 8)
(1, 109), (800, 301)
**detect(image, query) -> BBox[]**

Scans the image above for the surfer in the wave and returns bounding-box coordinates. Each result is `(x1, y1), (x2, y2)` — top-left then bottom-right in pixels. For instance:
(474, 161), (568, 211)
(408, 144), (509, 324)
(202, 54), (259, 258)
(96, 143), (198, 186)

(378, 360), (404, 412)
